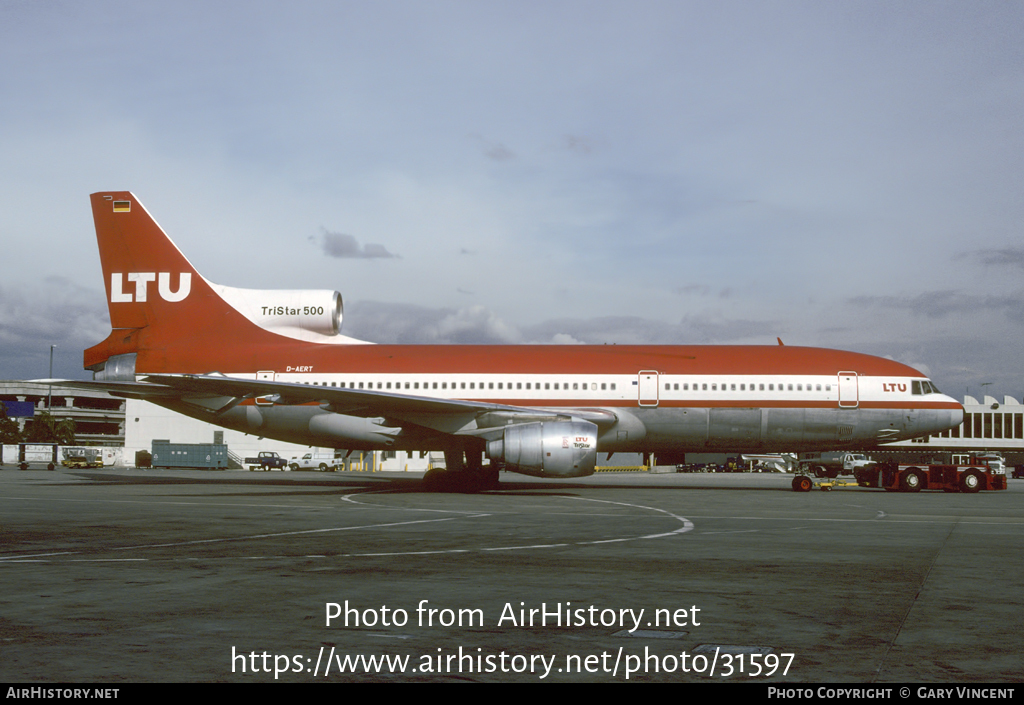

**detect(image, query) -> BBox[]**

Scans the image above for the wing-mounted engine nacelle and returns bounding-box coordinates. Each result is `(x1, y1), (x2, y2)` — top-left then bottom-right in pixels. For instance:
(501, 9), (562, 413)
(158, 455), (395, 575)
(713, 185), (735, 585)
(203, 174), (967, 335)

(215, 285), (343, 339)
(486, 421), (598, 478)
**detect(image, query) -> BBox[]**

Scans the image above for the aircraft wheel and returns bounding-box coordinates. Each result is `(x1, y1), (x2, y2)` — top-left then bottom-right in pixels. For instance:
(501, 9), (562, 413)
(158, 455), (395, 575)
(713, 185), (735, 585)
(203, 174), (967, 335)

(455, 472), (482, 494)
(900, 469), (923, 492)
(480, 466), (500, 491)
(422, 468), (446, 492)
(959, 469), (983, 494)
(792, 475), (813, 492)
(855, 469), (879, 488)
(422, 469), (485, 493)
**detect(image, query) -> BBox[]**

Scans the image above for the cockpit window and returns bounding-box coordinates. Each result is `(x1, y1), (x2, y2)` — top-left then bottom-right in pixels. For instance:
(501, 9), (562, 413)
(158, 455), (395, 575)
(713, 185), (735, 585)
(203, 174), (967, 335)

(913, 380), (942, 395)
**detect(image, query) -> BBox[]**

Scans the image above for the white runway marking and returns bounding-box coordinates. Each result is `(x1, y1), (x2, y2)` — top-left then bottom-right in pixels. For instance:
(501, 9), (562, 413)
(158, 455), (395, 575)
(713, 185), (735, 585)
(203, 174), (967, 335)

(0, 492), (695, 562)
(316, 493), (695, 556)
(112, 514), (487, 551)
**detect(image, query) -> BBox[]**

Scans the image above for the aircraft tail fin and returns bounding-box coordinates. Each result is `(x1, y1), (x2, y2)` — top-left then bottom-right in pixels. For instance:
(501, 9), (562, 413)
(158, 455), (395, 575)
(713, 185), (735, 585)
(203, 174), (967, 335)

(90, 192), (212, 332)
(85, 191), (362, 377)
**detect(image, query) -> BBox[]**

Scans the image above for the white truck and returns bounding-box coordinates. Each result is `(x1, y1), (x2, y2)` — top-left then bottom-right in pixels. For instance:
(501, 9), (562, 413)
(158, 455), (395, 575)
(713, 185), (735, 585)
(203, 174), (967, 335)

(288, 451), (341, 472)
(799, 452), (875, 479)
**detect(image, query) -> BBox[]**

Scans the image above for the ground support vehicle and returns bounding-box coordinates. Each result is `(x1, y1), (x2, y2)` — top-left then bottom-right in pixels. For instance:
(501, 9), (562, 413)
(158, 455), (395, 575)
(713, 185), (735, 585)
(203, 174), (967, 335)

(288, 452), (340, 472)
(62, 447), (104, 469)
(853, 459), (1006, 493)
(13, 444), (59, 471)
(799, 452), (875, 479)
(245, 451), (289, 472)
(791, 475), (861, 492)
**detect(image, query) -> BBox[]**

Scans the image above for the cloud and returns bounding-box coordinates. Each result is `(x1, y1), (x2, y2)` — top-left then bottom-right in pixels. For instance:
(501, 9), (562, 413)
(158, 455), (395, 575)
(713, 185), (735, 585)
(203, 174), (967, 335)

(319, 229), (400, 259)
(672, 285), (733, 299)
(469, 134), (515, 161)
(345, 301), (522, 345)
(0, 277), (109, 380)
(343, 301), (450, 344)
(833, 290), (1024, 396)
(849, 290), (1024, 321)
(434, 306), (522, 344)
(966, 247), (1024, 270)
(484, 143), (515, 161)
(562, 134), (595, 155)
(344, 299), (784, 349)
(674, 285), (712, 296)
(678, 313), (778, 343)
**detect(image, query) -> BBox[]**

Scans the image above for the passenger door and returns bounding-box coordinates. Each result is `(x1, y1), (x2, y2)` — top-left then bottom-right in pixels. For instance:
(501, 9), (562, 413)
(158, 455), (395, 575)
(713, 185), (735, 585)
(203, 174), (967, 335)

(638, 371), (659, 407)
(838, 372), (859, 408)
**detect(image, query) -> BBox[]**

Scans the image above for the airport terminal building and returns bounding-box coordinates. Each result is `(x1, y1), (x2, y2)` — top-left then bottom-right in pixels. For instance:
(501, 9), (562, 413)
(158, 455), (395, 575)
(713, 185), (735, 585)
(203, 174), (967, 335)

(0, 382), (125, 446)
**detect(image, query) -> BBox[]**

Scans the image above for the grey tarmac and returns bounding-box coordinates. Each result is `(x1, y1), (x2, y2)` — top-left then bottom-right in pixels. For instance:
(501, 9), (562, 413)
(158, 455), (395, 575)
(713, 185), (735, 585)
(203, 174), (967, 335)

(1, 466), (1021, 683)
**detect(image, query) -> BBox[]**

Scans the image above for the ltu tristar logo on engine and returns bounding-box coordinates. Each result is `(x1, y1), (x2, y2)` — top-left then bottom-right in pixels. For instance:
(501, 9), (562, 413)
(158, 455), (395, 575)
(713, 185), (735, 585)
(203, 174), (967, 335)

(110, 273), (192, 303)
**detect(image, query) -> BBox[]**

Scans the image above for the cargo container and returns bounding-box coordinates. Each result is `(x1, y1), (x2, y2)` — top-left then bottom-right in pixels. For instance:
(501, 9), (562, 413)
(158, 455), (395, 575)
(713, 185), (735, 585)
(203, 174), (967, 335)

(151, 441), (228, 469)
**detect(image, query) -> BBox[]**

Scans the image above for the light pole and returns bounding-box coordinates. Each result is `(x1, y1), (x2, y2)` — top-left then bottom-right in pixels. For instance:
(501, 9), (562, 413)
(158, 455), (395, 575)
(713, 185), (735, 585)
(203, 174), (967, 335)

(47, 344), (56, 411)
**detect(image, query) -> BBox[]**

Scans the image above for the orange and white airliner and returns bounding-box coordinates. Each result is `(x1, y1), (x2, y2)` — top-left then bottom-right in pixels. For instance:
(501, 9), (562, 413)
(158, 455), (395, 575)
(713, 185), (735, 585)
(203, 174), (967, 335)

(74, 191), (962, 488)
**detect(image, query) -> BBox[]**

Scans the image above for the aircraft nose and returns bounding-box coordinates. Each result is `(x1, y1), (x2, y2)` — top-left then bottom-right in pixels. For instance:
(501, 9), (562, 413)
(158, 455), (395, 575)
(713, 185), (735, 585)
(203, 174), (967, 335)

(914, 400), (963, 438)
(950, 401), (965, 428)
(924, 398), (963, 437)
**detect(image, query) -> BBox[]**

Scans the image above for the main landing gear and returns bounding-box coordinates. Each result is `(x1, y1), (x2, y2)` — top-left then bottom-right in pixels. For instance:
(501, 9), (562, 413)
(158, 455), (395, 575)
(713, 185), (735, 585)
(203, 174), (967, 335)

(422, 447), (500, 493)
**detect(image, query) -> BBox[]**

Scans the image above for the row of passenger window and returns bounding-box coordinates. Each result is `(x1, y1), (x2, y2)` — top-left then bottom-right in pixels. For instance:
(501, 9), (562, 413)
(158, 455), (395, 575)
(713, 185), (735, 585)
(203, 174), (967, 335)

(664, 382), (834, 392)
(303, 380), (619, 392)
(298, 378), (836, 394)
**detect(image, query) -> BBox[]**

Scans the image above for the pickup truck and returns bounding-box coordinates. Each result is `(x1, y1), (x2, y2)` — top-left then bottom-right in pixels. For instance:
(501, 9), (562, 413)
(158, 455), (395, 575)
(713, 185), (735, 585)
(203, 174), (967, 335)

(245, 451), (289, 472)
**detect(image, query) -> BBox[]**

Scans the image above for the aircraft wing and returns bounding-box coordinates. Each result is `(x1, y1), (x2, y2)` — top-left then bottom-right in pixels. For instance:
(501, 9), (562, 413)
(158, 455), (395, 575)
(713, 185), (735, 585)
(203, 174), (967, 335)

(42, 374), (619, 439)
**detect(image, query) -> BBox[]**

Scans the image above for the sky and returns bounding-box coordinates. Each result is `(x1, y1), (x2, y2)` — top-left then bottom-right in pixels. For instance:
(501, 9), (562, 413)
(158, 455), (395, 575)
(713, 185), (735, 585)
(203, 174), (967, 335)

(1, 1), (1022, 401)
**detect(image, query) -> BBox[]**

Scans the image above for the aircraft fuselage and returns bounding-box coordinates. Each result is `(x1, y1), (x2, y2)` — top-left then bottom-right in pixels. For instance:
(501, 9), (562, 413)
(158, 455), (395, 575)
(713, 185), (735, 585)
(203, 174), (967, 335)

(150, 343), (962, 457)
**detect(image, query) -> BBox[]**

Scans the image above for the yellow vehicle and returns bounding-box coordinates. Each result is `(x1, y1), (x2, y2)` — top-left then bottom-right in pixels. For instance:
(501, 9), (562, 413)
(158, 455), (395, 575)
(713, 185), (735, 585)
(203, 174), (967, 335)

(61, 447), (104, 469)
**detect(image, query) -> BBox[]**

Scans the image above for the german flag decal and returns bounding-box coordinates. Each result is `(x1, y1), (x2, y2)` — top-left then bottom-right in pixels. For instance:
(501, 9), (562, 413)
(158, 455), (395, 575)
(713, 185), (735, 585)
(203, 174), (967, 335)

(113, 201), (131, 212)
